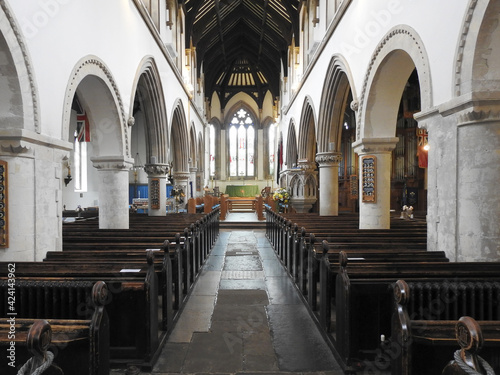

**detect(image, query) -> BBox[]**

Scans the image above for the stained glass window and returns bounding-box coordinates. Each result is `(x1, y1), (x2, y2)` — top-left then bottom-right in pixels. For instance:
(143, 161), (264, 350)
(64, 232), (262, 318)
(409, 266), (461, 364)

(209, 125), (215, 176)
(229, 109), (255, 177)
(269, 125), (276, 176)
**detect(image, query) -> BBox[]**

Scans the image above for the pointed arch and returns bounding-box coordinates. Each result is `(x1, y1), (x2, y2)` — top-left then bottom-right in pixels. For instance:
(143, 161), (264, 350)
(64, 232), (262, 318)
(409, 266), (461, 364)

(170, 100), (189, 173)
(317, 54), (357, 153)
(297, 96), (317, 162)
(197, 131), (204, 173)
(286, 119), (298, 168)
(224, 100), (260, 128)
(189, 123), (197, 168)
(208, 117), (222, 178)
(130, 56), (168, 164)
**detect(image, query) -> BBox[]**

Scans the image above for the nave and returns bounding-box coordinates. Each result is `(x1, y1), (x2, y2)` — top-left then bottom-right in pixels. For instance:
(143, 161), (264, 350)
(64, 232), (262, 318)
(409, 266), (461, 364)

(113, 213), (343, 375)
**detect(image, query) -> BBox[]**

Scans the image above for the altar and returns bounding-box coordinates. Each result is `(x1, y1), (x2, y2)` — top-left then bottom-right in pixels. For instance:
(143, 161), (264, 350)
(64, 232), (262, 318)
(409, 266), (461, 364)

(225, 185), (259, 197)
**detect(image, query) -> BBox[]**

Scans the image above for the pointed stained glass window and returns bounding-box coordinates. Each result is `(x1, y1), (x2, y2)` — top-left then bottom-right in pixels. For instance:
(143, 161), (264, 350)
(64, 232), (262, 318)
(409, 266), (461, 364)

(229, 109), (255, 177)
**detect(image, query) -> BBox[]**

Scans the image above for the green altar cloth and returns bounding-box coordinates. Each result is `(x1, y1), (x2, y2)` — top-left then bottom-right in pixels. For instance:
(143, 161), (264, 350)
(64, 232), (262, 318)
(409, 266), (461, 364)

(225, 185), (260, 197)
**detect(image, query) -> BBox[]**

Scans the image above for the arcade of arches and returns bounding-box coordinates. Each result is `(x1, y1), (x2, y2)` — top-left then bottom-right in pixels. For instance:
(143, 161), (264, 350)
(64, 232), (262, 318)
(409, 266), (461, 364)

(0, 0), (498, 264)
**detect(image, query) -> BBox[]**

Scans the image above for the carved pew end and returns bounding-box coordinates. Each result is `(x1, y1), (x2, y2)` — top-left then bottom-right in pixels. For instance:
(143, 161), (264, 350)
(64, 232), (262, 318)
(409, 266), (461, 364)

(442, 316), (496, 375)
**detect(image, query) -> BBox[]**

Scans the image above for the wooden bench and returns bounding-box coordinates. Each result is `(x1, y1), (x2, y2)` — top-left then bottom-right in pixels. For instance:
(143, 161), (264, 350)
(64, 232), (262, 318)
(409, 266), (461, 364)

(391, 280), (500, 375)
(325, 252), (500, 373)
(0, 252), (159, 370)
(0, 281), (109, 375)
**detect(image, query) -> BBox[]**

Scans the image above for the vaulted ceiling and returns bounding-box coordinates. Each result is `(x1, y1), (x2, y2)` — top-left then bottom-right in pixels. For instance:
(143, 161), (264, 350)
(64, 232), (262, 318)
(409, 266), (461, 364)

(183, 0), (300, 110)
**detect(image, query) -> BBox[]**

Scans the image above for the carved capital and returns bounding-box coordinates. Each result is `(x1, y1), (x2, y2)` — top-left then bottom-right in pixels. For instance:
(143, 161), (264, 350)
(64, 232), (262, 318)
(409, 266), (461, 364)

(144, 163), (169, 177)
(173, 171), (191, 181)
(296, 159), (316, 171)
(315, 152), (342, 167)
(350, 99), (359, 112)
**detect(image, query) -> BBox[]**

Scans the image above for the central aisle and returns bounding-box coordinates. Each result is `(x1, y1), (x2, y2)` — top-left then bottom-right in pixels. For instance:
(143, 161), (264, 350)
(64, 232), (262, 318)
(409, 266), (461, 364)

(153, 228), (343, 374)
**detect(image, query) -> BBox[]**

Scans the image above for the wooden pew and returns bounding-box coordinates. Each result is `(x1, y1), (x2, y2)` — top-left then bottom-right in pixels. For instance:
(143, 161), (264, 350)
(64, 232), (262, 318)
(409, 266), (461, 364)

(0, 252), (159, 370)
(60, 208), (220, 315)
(326, 253), (500, 373)
(391, 280), (500, 375)
(0, 281), (109, 375)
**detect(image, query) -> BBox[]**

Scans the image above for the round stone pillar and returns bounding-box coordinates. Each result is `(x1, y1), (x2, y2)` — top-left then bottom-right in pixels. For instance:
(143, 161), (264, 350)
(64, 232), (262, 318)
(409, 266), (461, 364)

(316, 152), (342, 216)
(189, 167), (198, 198)
(144, 163), (169, 216)
(353, 138), (398, 229)
(173, 171), (191, 209)
(92, 156), (133, 229)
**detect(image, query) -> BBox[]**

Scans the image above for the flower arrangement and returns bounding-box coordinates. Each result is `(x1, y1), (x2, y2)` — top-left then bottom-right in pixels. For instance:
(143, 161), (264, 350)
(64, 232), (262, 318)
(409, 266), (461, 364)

(401, 205), (414, 220)
(171, 186), (185, 203)
(272, 187), (289, 204)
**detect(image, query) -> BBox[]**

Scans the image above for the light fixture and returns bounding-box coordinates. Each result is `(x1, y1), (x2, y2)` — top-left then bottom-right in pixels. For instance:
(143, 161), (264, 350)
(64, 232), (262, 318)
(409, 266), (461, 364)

(64, 158), (72, 187)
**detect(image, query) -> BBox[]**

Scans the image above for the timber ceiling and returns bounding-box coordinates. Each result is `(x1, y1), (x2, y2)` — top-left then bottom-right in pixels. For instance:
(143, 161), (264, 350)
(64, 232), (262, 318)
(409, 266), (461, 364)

(183, 0), (300, 110)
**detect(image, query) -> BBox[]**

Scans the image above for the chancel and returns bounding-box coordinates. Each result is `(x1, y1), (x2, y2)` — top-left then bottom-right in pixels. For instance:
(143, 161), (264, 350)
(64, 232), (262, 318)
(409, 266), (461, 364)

(0, 1), (499, 375)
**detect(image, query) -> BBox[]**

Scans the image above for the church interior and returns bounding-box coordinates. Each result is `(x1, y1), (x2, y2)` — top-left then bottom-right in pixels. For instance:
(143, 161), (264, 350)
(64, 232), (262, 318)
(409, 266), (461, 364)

(0, 0), (499, 374)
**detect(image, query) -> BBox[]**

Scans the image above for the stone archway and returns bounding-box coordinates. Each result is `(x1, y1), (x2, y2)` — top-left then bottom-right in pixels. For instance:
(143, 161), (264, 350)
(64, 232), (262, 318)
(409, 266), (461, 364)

(0, 3), (45, 259)
(292, 97), (318, 212)
(170, 101), (190, 199)
(355, 26), (432, 229)
(63, 56), (132, 229)
(316, 55), (357, 216)
(447, 0), (500, 261)
(130, 57), (169, 216)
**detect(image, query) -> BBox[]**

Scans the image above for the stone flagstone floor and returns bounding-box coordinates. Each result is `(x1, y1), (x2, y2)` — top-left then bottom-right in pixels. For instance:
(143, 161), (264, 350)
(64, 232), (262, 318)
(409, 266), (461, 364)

(113, 221), (344, 374)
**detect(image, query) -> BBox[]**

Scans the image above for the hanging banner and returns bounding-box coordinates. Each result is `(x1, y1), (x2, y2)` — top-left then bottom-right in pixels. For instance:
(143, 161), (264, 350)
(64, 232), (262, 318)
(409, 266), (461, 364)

(362, 155), (376, 203)
(0, 160), (7, 247)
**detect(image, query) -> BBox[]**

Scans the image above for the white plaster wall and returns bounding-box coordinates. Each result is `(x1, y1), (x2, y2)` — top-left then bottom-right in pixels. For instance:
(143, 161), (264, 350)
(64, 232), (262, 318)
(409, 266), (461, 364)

(0, 0), (193, 260)
(8, 0), (189, 142)
(283, 0), (469, 122)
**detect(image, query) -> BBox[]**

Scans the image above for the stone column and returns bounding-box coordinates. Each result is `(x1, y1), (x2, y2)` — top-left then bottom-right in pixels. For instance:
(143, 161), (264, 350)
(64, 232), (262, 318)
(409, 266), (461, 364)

(289, 159), (318, 213)
(173, 171), (191, 210)
(92, 156), (134, 229)
(257, 128), (264, 180)
(144, 163), (169, 216)
(353, 138), (398, 229)
(454, 109), (500, 261)
(189, 167), (198, 198)
(316, 152), (342, 216)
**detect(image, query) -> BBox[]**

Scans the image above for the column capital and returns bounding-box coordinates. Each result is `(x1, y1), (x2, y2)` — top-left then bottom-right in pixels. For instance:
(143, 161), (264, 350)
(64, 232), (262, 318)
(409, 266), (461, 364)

(352, 137), (399, 154)
(173, 171), (191, 181)
(297, 159), (316, 171)
(144, 163), (169, 177)
(91, 156), (134, 170)
(315, 152), (342, 167)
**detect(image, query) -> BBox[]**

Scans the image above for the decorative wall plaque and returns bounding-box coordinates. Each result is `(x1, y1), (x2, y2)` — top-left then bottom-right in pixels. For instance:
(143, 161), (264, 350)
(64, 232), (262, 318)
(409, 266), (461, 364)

(349, 175), (358, 199)
(150, 178), (160, 209)
(0, 161), (7, 247)
(361, 156), (376, 203)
